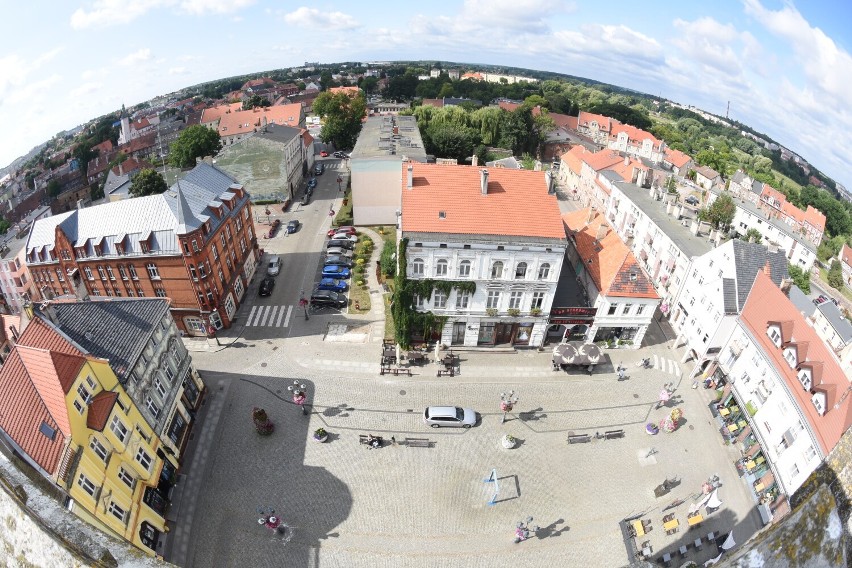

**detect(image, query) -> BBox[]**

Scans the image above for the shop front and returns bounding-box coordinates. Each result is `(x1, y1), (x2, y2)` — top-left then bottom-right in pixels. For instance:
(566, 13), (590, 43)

(438, 318), (546, 348)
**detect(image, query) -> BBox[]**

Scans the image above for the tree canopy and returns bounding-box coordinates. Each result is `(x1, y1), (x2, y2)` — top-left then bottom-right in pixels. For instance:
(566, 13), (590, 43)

(130, 169), (169, 198)
(169, 125), (221, 168)
(699, 193), (736, 230)
(313, 91), (366, 150)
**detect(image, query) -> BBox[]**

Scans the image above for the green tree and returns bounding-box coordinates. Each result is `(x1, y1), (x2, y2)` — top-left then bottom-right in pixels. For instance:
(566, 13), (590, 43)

(425, 122), (476, 162)
(828, 259), (844, 290)
(130, 169), (168, 198)
(47, 179), (62, 198)
(313, 91), (367, 150)
(241, 94), (270, 110)
(359, 76), (378, 94)
(742, 228), (763, 244)
(699, 193), (736, 230)
(787, 264), (811, 294)
(320, 71), (334, 91)
(169, 125), (221, 168)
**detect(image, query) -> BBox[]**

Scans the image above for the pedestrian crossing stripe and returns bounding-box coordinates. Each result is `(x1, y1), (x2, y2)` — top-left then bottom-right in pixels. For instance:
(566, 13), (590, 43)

(651, 354), (679, 376)
(246, 305), (293, 327)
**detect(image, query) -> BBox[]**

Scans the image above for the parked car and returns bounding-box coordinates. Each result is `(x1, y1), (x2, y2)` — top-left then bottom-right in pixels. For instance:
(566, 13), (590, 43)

(258, 277), (275, 296)
(307, 178), (317, 189)
(267, 256), (281, 277)
(310, 290), (347, 309)
(319, 150), (329, 157)
(325, 247), (353, 258)
(423, 406), (477, 429)
(321, 265), (351, 279)
(301, 193), (311, 206)
(314, 162), (325, 175)
(327, 239), (354, 250)
(333, 151), (349, 159)
(316, 278), (349, 292)
(287, 220), (300, 234)
(327, 226), (357, 237)
(685, 195), (700, 206)
(331, 232), (358, 243)
(324, 255), (353, 268)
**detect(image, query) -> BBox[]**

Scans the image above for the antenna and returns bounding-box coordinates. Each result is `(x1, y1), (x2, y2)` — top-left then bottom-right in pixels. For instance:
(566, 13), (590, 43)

(726, 101), (730, 119)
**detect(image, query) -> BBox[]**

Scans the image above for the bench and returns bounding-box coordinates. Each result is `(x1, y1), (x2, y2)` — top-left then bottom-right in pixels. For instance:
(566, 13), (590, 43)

(379, 366), (411, 376)
(436, 368), (455, 377)
(405, 437), (432, 448)
(604, 429), (625, 439)
(568, 434), (592, 444)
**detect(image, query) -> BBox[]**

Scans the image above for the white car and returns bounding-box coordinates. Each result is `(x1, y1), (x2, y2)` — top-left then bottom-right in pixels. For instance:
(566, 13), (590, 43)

(331, 232), (358, 243)
(267, 256), (281, 277)
(423, 406), (478, 428)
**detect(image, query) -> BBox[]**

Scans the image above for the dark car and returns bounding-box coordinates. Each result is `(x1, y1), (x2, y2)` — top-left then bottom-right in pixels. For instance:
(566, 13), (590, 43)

(310, 290), (347, 309)
(314, 162), (324, 175)
(287, 220), (300, 234)
(324, 255), (353, 268)
(333, 151), (349, 159)
(307, 177), (317, 189)
(321, 265), (351, 279)
(258, 277), (275, 297)
(317, 278), (349, 292)
(327, 239), (354, 250)
(685, 195), (700, 206)
(301, 193), (311, 206)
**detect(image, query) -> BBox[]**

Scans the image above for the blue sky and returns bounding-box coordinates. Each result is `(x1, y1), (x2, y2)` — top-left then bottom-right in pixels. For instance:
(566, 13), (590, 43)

(2, 0), (851, 188)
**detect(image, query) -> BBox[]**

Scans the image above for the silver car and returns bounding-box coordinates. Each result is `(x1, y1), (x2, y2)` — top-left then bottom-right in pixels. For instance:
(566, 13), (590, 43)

(267, 255), (281, 276)
(423, 406), (477, 428)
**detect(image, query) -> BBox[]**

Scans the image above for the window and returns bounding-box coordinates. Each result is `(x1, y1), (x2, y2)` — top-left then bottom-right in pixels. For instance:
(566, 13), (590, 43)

(622, 303), (633, 315)
(118, 265), (127, 280)
(74, 399), (85, 414)
(182, 242), (190, 255)
(77, 474), (97, 497)
(212, 245), (219, 262)
(189, 265), (197, 280)
(146, 396), (160, 418)
(531, 292), (545, 309)
(98, 266), (107, 280)
(491, 261), (504, 279)
(515, 262), (527, 279)
(803, 445), (817, 462)
(509, 291), (523, 309)
(192, 239), (199, 252)
(199, 263), (208, 278)
(767, 327), (781, 345)
(456, 291), (470, 309)
(154, 377), (167, 398)
(146, 263), (160, 280)
(412, 258), (424, 276)
(458, 260), (471, 278)
(56, 268), (64, 282)
(110, 416), (128, 444)
(414, 295), (425, 309)
(108, 501), (127, 522)
(128, 265), (138, 280)
(84, 266), (94, 280)
(106, 266), (115, 280)
(220, 232), (226, 248)
(89, 438), (108, 461)
(783, 348), (797, 368)
(117, 467), (134, 489)
(538, 263), (551, 280)
(435, 259), (448, 276)
(486, 290), (501, 309)
(433, 290), (447, 309)
(155, 287), (167, 298)
(608, 304), (618, 315)
(787, 462), (800, 479)
(636, 305), (645, 315)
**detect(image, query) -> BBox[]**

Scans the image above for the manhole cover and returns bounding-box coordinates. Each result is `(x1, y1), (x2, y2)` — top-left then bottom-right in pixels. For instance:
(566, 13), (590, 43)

(399, 390), (406, 396)
(633, 393), (639, 399)
(689, 425), (694, 430)
(261, 362), (267, 367)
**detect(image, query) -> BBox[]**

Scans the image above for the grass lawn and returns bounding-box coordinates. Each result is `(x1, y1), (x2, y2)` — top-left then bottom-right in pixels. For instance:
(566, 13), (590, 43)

(383, 292), (394, 339)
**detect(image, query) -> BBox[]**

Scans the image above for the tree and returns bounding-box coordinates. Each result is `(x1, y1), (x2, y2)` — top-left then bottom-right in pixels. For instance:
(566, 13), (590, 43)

(787, 264), (811, 294)
(742, 228), (763, 244)
(169, 125), (221, 168)
(424, 122), (476, 162)
(828, 259), (844, 290)
(699, 193), (736, 230)
(46, 179), (62, 198)
(313, 91), (367, 150)
(241, 94), (270, 110)
(130, 169), (168, 198)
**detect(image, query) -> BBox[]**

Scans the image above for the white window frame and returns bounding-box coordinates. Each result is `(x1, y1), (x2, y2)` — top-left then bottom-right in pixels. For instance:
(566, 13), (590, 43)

(412, 258), (424, 277)
(509, 291), (523, 309)
(77, 473), (96, 497)
(110, 416), (128, 444)
(458, 260), (471, 278)
(433, 290), (447, 309)
(491, 261), (504, 279)
(486, 290), (501, 309)
(117, 466), (135, 489)
(515, 262), (527, 279)
(538, 263), (551, 280)
(135, 447), (153, 471)
(146, 263), (160, 280)
(435, 259), (448, 277)
(108, 501), (127, 523)
(89, 437), (108, 461)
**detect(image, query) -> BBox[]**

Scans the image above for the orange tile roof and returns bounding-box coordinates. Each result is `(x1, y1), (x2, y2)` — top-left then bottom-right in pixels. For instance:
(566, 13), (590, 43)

(803, 205), (826, 231)
(761, 185), (786, 206)
(217, 103), (302, 137)
(563, 209), (658, 299)
(461, 72), (483, 81)
(0, 347), (70, 474)
(92, 139), (114, 154)
(606, 157), (648, 183)
(665, 148), (692, 168)
(841, 244), (852, 269)
(328, 86), (361, 97)
(741, 271), (852, 455)
(401, 163), (565, 240)
(17, 317), (84, 357)
(550, 112), (577, 130)
(610, 122), (660, 146)
(86, 390), (118, 431)
(301, 129), (314, 148)
(577, 111), (612, 132)
(581, 149), (625, 172)
(200, 102), (243, 124)
(560, 145), (587, 174)
(497, 101), (542, 116)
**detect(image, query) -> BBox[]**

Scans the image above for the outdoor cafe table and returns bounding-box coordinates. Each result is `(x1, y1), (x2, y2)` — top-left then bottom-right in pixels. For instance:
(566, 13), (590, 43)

(663, 519), (679, 531)
(632, 520), (645, 537)
(688, 513), (704, 526)
(737, 420), (748, 429)
(719, 407), (730, 417)
(746, 460), (756, 471)
(727, 424), (739, 432)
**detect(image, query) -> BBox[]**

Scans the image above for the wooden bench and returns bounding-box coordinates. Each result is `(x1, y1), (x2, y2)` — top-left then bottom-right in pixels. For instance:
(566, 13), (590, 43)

(379, 365), (411, 376)
(404, 437), (432, 448)
(604, 429), (625, 439)
(568, 434), (592, 444)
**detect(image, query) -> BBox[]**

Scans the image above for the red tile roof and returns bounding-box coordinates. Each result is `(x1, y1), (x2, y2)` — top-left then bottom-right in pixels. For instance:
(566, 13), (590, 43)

(200, 102), (243, 124)
(497, 101), (542, 116)
(581, 149), (625, 172)
(92, 140), (114, 154)
(111, 157), (153, 177)
(328, 86), (361, 97)
(217, 103), (303, 137)
(841, 244), (852, 269)
(740, 271), (852, 455)
(86, 390), (117, 431)
(563, 209), (659, 299)
(610, 122), (661, 147)
(550, 112), (578, 130)
(401, 163), (565, 240)
(665, 148), (692, 168)
(577, 111), (612, 132)
(803, 205), (826, 232)
(17, 317), (84, 357)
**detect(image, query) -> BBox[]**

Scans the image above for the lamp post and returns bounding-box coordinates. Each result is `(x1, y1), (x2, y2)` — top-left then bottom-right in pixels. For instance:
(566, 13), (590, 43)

(336, 175), (342, 193)
(288, 380), (308, 415)
(500, 390), (518, 424)
(299, 293), (309, 320)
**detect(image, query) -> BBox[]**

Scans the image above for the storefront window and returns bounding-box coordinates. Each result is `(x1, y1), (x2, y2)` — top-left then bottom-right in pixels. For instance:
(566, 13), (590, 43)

(515, 324), (533, 345)
(478, 323), (495, 344)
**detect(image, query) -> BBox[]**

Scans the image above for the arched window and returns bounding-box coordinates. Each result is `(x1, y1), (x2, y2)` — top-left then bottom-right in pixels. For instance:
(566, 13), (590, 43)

(435, 259), (448, 276)
(412, 258), (424, 276)
(491, 261), (504, 279)
(458, 260), (471, 278)
(515, 262), (527, 279)
(538, 263), (551, 280)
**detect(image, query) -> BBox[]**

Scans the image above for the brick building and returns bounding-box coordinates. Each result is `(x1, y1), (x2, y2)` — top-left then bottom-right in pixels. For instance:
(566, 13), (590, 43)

(23, 163), (257, 335)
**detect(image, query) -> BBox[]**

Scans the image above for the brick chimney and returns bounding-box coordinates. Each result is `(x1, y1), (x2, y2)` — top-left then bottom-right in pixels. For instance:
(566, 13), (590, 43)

(407, 165), (413, 189)
(480, 168), (489, 195)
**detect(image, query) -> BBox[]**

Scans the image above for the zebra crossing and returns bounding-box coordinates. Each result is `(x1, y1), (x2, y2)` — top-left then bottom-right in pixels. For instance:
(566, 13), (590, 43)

(245, 304), (293, 328)
(650, 354), (681, 376)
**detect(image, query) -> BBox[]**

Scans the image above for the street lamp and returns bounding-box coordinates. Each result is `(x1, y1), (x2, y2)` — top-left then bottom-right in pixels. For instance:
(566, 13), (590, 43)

(500, 390), (518, 424)
(336, 175), (342, 193)
(299, 296), (309, 320)
(514, 516), (536, 543)
(287, 380), (308, 415)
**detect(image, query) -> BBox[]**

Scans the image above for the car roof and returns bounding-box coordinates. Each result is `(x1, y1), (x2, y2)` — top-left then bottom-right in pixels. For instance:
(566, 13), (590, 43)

(427, 406), (458, 416)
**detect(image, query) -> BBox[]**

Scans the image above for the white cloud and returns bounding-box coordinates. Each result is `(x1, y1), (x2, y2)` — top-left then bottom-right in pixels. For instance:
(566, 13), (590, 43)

(0, 47), (65, 107)
(179, 0), (255, 15)
(119, 48), (152, 66)
(70, 0), (170, 29)
(69, 82), (103, 98)
(458, 0), (573, 34)
(168, 67), (188, 75)
(282, 7), (359, 30)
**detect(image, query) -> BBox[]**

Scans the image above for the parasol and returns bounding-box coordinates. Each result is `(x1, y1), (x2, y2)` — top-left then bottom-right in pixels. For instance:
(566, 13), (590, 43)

(707, 489), (722, 509)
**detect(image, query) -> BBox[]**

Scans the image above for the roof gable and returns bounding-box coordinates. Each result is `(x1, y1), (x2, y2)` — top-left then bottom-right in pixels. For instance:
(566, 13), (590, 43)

(86, 390), (118, 431)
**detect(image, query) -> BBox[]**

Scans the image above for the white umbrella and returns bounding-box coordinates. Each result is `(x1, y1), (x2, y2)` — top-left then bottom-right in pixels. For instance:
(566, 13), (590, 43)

(721, 532), (736, 550)
(704, 553), (723, 566)
(707, 489), (722, 509)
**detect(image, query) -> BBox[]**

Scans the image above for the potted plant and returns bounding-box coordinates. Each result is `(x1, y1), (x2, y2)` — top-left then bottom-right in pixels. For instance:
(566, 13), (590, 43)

(530, 307), (542, 316)
(501, 434), (517, 449)
(507, 308), (521, 317)
(486, 308), (498, 317)
(313, 427), (328, 443)
(252, 407), (274, 435)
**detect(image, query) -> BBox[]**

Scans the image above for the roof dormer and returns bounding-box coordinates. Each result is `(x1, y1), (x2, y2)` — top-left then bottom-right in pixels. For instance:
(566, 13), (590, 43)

(766, 320), (793, 347)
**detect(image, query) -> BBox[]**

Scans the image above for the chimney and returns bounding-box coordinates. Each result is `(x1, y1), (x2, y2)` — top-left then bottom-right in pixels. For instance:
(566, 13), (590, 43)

(780, 278), (792, 293)
(624, 155), (629, 166)
(767, 241), (779, 254)
(587, 206), (596, 225)
(480, 168), (489, 195)
(471, 155), (478, 167)
(76, 200), (84, 210)
(406, 165), (413, 189)
(762, 260), (772, 277)
(545, 170), (554, 194)
(595, 223), (608, 241)
(40, 301), (59, 325)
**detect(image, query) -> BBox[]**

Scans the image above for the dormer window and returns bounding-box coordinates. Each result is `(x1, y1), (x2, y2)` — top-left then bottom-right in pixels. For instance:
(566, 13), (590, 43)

(812, 392), (826, 415)
(782, 347), (797, 369)
(797, 368), (812, 391)
(767, 325), (781, 347)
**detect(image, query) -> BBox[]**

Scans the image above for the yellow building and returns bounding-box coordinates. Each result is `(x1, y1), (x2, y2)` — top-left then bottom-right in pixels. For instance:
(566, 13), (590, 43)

(0, 342), (168, 554)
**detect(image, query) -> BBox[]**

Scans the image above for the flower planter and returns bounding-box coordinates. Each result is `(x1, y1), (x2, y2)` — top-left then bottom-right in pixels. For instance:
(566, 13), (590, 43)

(501, 434), (517, 449)
(313, 434), (328, 443)
(313, 429), (328, 443)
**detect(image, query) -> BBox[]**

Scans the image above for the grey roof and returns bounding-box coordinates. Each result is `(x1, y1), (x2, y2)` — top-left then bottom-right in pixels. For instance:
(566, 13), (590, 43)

(600, 169), (626, 183)
(816, 301), (852, 343)
(26, 163), (244, 258)
(732, 239), (789, 310)
(613, 181), (713, 258)
(731, 171), (747, 184)
(722, 278), (737, 314)
(787, 285), (816, 318)
(485, 156), (522, 169)
(35, 299), (169, 382)
(750, 180), (763, 194)
(351, 116), (428, 161)
(254, 123), (301, 145)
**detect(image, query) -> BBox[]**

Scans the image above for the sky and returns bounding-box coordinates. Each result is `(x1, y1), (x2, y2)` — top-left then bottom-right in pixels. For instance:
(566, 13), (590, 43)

(2, 0), (851, 188)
